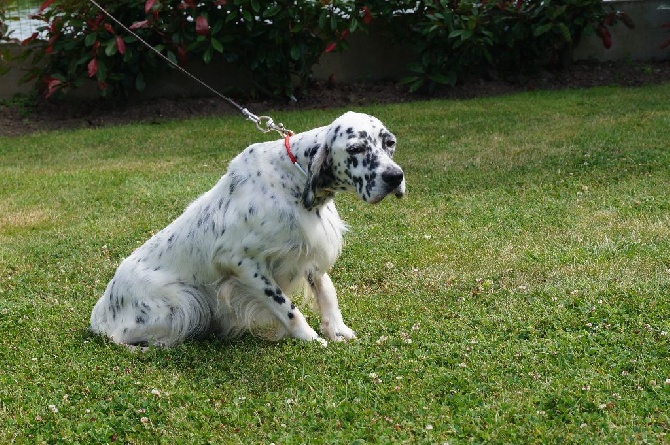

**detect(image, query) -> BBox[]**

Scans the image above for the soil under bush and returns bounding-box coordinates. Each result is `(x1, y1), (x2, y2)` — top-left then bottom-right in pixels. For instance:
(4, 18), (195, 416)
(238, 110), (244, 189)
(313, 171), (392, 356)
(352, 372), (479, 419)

(1, 60), (668, 137)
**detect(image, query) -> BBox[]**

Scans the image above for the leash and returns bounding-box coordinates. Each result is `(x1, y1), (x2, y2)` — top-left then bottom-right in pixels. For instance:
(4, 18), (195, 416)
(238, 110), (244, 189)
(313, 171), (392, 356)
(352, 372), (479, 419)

(88, 0), (298, 148)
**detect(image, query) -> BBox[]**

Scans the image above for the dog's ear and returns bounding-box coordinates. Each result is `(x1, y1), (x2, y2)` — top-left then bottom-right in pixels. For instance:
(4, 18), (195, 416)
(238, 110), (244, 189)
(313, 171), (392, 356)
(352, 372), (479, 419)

(302, 142), (329, 210)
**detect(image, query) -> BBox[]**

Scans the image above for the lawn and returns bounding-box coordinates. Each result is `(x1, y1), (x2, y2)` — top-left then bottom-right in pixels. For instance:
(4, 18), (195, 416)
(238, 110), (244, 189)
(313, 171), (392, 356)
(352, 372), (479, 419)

(1, 85), (669, 444)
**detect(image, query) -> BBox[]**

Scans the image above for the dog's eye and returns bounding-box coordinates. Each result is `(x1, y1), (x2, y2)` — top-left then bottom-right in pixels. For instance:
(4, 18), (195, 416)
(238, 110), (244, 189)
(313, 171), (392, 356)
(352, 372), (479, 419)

(347, 144), (366, 154)
(385, 139), (396, 149)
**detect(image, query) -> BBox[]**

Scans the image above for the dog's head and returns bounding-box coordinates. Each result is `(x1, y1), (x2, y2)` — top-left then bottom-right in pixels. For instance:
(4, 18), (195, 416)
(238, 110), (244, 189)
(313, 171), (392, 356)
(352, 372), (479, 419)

(303, 111), (405, 209)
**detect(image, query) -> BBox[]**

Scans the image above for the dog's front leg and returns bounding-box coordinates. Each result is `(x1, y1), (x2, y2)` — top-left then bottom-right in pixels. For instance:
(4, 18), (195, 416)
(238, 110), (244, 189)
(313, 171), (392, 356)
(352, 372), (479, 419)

(236, 265), (327, 345)
(309, 272), (356, 341)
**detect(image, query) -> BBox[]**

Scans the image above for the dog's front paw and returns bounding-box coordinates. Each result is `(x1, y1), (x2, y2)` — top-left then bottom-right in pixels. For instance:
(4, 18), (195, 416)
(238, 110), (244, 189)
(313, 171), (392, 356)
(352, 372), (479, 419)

(321, 320), (356, 342)
(290, 325), (328, 347)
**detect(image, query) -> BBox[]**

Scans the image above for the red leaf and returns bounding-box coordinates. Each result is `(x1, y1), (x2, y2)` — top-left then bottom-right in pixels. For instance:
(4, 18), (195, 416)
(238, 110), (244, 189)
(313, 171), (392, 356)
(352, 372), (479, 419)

(179, 0), (195, 9)
(130, 20), (150, 30)
(195, 16), (209, 36)
(324, 42), (337, 53)
(88, 58), (98, 77)
(213, 0), (227, 5)
(45, 78), (62, 99)
(21, 32), (39, 46)
(177, 44), (188, 65)
(39, 0), (56, 13)
(116, 36), (126, 54)
(49, 17), (61, 33)
(340, 29), (349, 40)
(45, 35), (57, 54)
(362, 6), (372, 25)
(145, 0), (156, 14)
(104, 23), (115, 35)
(597, 25), (612, 49)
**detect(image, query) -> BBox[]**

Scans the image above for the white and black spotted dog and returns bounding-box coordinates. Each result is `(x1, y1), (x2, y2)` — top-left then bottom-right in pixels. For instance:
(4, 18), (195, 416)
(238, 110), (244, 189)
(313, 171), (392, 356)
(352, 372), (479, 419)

(90, 111), (405, 347)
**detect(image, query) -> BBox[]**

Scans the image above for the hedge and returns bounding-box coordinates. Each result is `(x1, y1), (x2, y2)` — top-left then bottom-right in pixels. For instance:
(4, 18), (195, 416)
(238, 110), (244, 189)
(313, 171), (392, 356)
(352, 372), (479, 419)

(1, 0), (631, 99)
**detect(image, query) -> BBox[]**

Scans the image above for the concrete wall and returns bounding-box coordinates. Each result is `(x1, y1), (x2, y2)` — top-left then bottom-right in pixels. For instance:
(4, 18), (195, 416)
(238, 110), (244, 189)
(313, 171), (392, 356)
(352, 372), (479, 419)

(0, 45), (36, 98)
(573, 0), (670, 61)
(1, 0), (668, 100)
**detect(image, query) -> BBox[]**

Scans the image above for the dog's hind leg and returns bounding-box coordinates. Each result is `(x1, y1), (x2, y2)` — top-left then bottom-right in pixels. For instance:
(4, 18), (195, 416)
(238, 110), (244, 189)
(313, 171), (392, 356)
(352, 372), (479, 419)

(90, 278), (212, 347)
(309, 272), (356, 341)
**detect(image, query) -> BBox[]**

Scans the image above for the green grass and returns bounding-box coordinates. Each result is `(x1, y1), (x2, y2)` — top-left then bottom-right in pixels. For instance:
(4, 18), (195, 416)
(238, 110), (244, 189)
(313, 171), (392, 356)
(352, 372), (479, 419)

(1, 85), (669, 444)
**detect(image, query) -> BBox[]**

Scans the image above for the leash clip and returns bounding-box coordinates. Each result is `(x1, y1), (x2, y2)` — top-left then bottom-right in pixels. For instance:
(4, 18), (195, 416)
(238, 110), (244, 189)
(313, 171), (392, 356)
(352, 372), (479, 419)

(243, 108), (293, 138)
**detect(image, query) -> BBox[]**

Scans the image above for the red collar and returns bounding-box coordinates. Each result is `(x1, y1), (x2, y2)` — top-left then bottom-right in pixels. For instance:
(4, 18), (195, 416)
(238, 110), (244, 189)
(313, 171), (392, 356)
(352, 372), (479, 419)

(284, 134), (298, 164)
(284, 134), (307, 176)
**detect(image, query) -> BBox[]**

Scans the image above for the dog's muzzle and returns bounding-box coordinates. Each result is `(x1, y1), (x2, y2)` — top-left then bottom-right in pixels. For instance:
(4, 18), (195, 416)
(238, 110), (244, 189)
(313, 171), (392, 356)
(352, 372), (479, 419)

(382, 167), (406, 199)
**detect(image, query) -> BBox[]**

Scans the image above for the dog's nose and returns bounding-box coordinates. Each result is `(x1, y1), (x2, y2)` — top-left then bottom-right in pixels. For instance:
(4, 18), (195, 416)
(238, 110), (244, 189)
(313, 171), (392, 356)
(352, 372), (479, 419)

(381, 167), (404, 188)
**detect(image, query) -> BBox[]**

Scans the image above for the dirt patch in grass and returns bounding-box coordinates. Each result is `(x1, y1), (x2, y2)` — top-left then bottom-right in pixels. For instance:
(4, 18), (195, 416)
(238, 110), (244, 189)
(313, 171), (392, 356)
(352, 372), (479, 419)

(1, 60), (668, 137)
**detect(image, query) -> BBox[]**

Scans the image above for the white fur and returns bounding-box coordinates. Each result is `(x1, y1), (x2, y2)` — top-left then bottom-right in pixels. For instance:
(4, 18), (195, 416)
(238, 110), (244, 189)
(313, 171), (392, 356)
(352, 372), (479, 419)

(90, 111), (405, 347)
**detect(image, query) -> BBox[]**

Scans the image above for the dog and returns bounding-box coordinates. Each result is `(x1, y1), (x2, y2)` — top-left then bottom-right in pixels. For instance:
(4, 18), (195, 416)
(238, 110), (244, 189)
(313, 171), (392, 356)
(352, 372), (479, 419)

(90, 111), (405, 347)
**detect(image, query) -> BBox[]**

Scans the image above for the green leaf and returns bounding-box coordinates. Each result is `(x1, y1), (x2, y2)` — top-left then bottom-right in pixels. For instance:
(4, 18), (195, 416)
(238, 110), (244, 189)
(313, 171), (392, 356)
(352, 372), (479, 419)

(349, 18), (358, 33)
(264, 5), (281, 18)
(135, 72), (145, 91)
(166, 51), (177, 65)
(210, 37), (223, 53)
(408, 79), (424, 93)
(318, 10), (327, 29)
(399, 75), (421, 85)
(428, 71), (457, 86)
(533, 23), (553, 37)
(104, 40), (117, 57)
(290, 45), (301, 61)
(84, 33), (96, 47)
(203, 46), (213, 64)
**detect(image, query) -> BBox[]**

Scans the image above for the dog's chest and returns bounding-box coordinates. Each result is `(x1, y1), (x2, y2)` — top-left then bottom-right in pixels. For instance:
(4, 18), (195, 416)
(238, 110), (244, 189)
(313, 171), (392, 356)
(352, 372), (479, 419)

(297, 203), (344, 268)
(268, 203), (344, 292)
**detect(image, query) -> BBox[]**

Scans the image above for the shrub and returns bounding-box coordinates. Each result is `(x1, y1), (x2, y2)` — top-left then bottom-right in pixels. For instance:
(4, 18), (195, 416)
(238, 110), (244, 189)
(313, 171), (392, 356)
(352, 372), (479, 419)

(386, 0), (633, 93)
(17, 0), (368, 100)
(6, 0), (637, 99)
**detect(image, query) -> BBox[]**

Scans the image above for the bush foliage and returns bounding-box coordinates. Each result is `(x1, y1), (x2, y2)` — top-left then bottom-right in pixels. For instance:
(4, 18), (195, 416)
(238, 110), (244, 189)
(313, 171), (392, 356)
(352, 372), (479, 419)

(16, 0), (364, 99)
(379, 0), (632, 92)
(6, 0), (628, 99)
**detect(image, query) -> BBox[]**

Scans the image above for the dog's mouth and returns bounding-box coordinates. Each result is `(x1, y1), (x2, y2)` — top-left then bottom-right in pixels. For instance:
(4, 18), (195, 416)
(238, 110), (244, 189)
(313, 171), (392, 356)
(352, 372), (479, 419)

(394, 180), (406, 199)
(366, 180), (406, 204)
